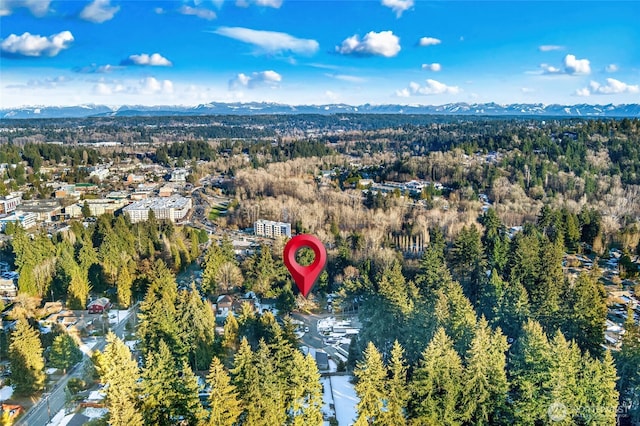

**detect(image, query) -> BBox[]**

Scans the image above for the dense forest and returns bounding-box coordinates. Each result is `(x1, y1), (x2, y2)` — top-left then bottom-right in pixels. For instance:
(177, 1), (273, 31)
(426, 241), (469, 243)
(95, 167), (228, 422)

(0, 115), (639, 424)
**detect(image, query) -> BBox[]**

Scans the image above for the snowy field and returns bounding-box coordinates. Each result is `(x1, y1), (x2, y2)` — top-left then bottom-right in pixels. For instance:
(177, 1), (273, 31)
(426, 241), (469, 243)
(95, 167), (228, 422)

(330, 376), (358, 426)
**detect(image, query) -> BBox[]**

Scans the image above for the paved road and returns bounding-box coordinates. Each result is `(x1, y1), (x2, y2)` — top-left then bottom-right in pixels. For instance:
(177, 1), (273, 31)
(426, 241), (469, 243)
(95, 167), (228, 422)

(291, 312), (357, 365)
(16, 306), (138, 426)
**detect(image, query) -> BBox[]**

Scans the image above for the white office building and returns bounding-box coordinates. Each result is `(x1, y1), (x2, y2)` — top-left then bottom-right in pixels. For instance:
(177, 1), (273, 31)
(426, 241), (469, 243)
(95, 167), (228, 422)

(254, 219), (291, 238)
(0, 193), (21, 215)
(123, 196), (192, 223)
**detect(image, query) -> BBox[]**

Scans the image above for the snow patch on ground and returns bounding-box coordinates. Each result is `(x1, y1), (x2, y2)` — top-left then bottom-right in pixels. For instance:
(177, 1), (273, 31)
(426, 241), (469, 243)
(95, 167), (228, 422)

(124, 340), (138, 351)
(45, 411), (71, 426)
(321, 377), (333, 418)
(0, 385), (13, 400)
(79, 337), (99, 355)
(331, 376), (358, 426)
(87, 390), (106, 401)
(83, 407), (108, 418)
(108, 310), (129, 325)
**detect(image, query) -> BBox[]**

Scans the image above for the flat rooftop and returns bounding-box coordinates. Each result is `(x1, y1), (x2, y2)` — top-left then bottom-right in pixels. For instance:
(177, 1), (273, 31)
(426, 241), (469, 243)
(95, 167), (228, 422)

(123, 195), (191, 211)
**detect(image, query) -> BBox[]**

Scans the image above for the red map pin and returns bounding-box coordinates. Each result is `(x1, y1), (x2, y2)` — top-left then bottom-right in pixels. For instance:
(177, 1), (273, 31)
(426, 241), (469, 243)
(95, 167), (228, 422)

(283, 234), (327, 298)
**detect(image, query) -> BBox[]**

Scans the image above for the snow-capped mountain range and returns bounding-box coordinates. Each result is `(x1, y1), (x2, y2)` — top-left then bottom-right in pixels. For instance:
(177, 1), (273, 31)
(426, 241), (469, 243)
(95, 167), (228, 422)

(1, 102), (639, 119)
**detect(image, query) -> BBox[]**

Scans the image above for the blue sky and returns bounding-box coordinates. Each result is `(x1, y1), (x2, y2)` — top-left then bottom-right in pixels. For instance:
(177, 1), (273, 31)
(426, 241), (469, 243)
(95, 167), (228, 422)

(1, 0), (639, 107)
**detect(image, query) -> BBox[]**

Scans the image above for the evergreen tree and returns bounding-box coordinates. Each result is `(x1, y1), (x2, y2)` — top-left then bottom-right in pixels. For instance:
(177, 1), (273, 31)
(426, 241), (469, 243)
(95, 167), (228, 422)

(579, 351), (619, 425)
(415, 228), (450, 297)
(140, 340), (204, 425)
(449, 225), (487, 306)
(248, 245), (283, 297)
(174, 361), (207, 425)
(98, 333), (143, 426)
(509, 232), (540, 304)
(509, 320), (553, 425)
(222, 313), (239, 363)
(560, 272), (607, 355)
(9, 319), (45, 395)
(141, 340), (179, 425)
(116, 264), (133, 308)
(81, 200), (91, 218)
(289, 351), (323, 426)
(206, 356), (242, 426)
(381, 340), (408, 426)
(354, 342), (387, 426)
(534, 237), (564, 329)
(49, 333), (82, 374)
(254, 339), (287, 425)
(409, 328), (463, 425)
(460, 318), (509, 425)
(378, 261), (414, 317)
(434, 280), (477, 354)
(137, 259), (182, 357)
(495, 279), (530, 340)
(202, 243), (225, 294)
(548, 331), (582, 424)
(481, 208), (510, 275)
(176, 283), (216, 371)
(615, 305), (640, 423)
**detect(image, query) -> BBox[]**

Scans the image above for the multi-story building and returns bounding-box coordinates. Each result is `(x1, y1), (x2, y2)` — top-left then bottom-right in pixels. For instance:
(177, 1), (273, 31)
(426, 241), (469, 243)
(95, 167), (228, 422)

(0, 212), (37, 230)
(122, 195), (192, 223)
(0, 193), (21, 215)
(65, 199), (129, 218)
(254, 219), (292, 238)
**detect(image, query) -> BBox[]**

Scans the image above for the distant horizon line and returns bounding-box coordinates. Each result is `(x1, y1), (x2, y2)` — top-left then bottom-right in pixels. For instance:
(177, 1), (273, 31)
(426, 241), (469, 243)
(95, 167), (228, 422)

(2, 100), (640, 110)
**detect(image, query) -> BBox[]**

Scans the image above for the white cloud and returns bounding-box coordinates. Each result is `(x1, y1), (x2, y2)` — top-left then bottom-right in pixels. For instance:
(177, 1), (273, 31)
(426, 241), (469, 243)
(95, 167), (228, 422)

(6, 76), (69, 89)
(538, 45), (564, 52)
(381, 0), (413, 18)
(419, 37), (441, 47)
(540, 63), (562, 74)
(336, 31), (401, 58)
(1, 31), (74, 57)
(214, 27), (319, 55)
(93, 82), (125, 96)
(236, 0), (283, 8)
(326, 74), (366, 83)
(564, 54), (590, 75)
(605, 64), (618, 73)
(538, 54), (590, 76)
(422, 63), (441, 72)
(141, 77), (174, 95)
(521, 87), (535, 93)
(123, 53), (172, 66)
(80, 0), (120, 23)
(0, 0), (51, 17)
(154, 7), (165, 14)
(92, 77), (173, 96)
(395, 88), (411, 97)
(74, 63), (120, 73)
(575, 87), (591, 97)
(229, 70), (282, 89)
(325, 90), (340, 101)
(398, 79), (461, 96)
(578, 78), (639, 96)
(178, 5), (216, 20)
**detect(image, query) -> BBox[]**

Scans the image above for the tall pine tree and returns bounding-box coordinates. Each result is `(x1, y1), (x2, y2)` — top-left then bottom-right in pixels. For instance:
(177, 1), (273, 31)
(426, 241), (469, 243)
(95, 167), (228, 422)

(9, 319), (45, 395)
(354, 342), (387, 426)
(206, 356), (242, 426)
(98, 332), (143, 426)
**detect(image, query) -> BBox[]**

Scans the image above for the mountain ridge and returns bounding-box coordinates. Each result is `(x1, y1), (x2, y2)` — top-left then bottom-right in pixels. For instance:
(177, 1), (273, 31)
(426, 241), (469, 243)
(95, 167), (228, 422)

(1, 102), (639, 119)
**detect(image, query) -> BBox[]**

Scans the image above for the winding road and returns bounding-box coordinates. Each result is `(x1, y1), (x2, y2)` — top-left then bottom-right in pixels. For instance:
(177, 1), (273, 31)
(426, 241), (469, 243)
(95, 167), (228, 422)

(16, 306), (137, 426)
